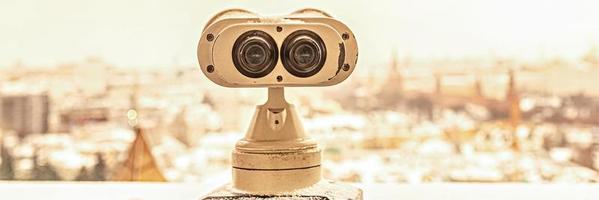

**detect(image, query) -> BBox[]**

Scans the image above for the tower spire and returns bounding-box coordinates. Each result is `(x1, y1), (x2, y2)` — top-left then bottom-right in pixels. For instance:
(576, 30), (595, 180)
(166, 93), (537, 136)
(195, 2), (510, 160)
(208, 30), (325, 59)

(391, 47), (399, 73)
(474, 75), (484, 98)
(507, 69), (521, 128)
(112, 73), (166, 182)
(389, 48), (403, 93)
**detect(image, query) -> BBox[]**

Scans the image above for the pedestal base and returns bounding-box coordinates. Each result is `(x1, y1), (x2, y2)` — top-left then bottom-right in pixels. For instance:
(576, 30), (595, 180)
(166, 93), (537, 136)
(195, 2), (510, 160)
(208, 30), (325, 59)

(201, 180), (363, 200)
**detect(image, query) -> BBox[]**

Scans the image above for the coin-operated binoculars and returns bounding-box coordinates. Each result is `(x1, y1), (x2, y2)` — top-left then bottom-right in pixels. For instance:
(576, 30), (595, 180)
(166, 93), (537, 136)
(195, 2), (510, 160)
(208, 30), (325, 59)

(197, 8), (362, 199)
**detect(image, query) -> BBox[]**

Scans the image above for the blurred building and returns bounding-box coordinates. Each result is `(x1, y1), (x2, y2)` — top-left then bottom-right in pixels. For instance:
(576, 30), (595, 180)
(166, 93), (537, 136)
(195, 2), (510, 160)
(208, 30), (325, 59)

(1, 94), (50, 137)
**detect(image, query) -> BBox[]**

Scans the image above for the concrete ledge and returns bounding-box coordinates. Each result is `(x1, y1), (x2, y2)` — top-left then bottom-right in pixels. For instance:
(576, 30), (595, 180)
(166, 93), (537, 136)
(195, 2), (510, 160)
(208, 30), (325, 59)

(0, 181), (598, 200)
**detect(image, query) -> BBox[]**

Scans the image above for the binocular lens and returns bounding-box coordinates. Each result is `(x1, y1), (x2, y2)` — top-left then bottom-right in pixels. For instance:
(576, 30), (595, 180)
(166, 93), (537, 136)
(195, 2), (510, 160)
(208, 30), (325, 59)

(232, 31), (277, 78)
(293, 43), (317, 67)
(242, 41), (268, 70)
(282, 30), (326, 78)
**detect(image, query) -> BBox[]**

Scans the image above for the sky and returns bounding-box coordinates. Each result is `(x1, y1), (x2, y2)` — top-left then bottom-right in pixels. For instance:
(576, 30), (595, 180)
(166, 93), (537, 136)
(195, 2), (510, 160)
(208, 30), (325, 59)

(1, 0), (599, 68)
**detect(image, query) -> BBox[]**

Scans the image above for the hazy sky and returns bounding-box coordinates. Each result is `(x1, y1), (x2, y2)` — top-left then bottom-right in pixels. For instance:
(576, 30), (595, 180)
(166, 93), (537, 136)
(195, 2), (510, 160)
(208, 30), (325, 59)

(1, 0), (599, 68)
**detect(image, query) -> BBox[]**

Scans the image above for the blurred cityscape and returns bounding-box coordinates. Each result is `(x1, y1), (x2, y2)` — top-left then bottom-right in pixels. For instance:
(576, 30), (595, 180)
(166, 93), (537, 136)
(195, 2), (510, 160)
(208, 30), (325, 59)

(1, 47), (599, 184)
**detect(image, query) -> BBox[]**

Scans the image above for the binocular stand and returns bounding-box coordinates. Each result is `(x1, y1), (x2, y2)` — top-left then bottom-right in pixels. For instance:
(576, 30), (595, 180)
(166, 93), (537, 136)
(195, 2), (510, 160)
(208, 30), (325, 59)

(201, 87), (362, 199)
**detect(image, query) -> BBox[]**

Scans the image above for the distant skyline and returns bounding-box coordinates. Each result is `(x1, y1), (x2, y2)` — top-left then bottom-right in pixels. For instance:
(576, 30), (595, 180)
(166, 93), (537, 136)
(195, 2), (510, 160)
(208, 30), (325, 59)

(1, 0), (599, 68)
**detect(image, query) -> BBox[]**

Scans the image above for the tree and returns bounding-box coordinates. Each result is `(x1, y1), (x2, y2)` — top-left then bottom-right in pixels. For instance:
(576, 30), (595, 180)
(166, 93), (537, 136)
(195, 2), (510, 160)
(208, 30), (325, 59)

(30, 154), (61, 181)
(74, 167), (91, 181)
(91, 153), (107, 181)
(0, 146), (15, 180)
(171, 108), (191, 146)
